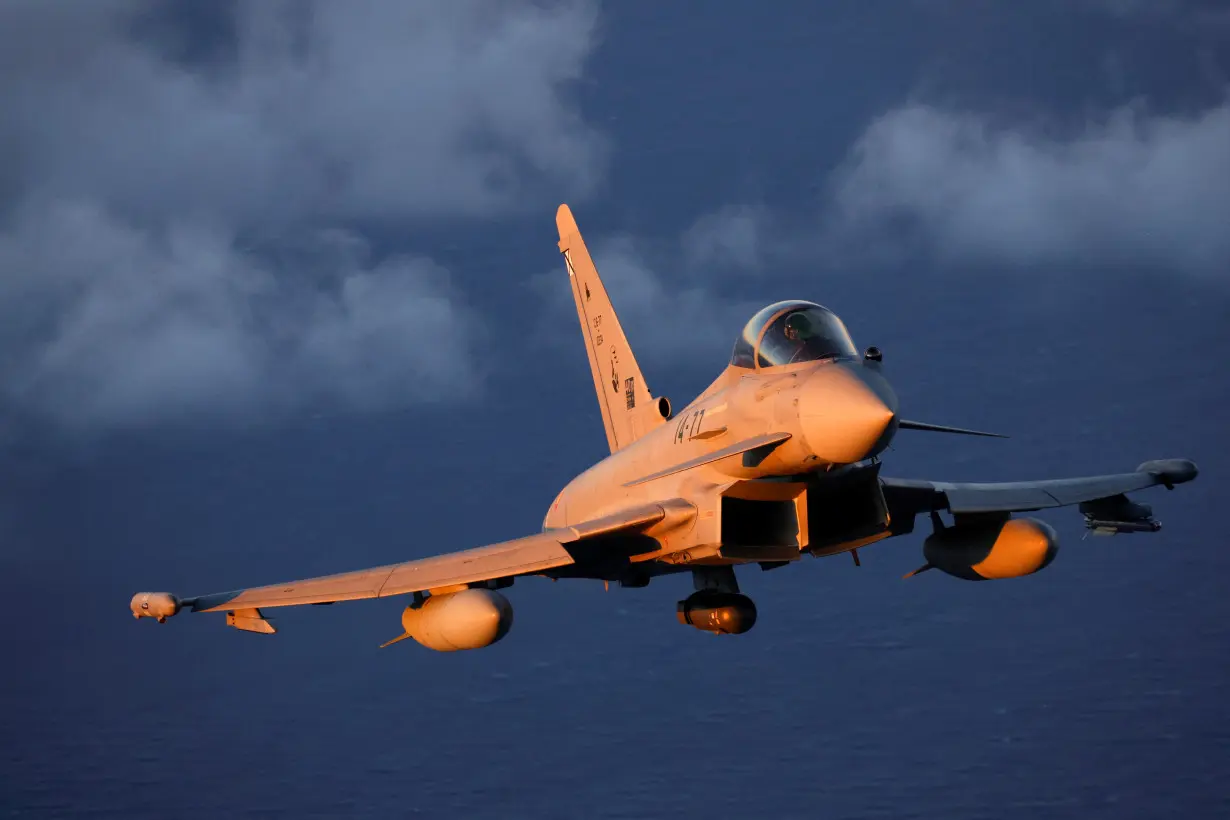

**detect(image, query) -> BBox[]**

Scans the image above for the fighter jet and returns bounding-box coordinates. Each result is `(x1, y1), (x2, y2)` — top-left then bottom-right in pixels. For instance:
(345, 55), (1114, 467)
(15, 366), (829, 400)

(130, 205), (1199, 650)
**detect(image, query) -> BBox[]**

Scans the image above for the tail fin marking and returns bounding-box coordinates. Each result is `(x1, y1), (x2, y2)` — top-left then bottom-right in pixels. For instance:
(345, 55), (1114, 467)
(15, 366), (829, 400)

(556, 204), (654, 453)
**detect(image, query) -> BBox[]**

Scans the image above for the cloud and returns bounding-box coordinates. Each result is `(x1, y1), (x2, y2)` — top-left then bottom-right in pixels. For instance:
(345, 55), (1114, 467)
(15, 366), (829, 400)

(0, 202), (482, 431)
(0, 0), (604, 432)
(680, 205), (767, 272)
(530, 210), (766, 369)
(2, 0), (605, 226)
(823, 98), (1230, 275)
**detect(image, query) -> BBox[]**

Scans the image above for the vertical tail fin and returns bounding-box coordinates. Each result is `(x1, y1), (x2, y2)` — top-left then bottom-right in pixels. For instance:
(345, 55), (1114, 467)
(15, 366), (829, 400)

(556, 204), (661, 452)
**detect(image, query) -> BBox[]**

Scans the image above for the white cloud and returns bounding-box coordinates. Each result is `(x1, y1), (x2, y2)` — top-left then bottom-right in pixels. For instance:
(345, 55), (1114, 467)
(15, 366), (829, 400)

(530, 210), (767, 369)
(0, 202), (481, 431)
(823, 98), (1230, 274)
(576, 236), (758, 361)
(1, 0), (605, 225)
(680, 205), (767, 272)
(0, 0), (604, 432)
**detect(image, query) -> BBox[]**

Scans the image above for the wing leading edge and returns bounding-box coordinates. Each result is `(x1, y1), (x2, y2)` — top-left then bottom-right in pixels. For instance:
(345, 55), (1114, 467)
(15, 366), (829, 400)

(131, 500), (693, 626)
(882, 458), (1198, 517)
(189, 532), (575, 614)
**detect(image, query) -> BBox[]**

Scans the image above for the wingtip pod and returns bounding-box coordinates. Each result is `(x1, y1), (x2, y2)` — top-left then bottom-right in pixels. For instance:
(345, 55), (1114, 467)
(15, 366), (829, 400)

(130, 592), (181, 623)
(1137, 459), (1198, 487)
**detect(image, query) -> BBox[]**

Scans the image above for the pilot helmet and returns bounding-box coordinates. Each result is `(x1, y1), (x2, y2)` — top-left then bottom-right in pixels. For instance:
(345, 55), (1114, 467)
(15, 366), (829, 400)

(783, 311), (815, 341)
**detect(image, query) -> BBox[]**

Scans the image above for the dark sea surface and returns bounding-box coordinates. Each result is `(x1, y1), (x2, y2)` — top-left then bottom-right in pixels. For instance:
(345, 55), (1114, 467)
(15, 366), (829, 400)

(3, 4), (1228, 818)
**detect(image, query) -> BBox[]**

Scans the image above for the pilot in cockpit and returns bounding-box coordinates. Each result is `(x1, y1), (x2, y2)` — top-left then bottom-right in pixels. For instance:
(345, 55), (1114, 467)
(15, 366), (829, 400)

(781, 312), (814, 364)
(730, 300), (858, 370)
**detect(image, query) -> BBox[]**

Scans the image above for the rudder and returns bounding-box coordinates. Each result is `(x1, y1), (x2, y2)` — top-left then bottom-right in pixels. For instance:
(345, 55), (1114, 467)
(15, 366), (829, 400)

(556, 204), (666, 452)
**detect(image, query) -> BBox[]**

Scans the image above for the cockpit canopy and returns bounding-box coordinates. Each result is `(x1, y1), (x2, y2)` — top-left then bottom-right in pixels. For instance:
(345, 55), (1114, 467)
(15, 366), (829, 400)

(731, 300), (857, 369)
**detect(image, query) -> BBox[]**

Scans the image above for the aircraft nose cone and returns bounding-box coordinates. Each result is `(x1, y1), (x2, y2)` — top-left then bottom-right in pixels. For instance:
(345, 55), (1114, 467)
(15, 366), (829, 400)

(797, 363), (898, 464)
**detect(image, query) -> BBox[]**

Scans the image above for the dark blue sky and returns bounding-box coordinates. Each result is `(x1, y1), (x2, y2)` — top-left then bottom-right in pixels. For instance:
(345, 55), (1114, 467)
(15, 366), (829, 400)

(2, 2), (1228, 817)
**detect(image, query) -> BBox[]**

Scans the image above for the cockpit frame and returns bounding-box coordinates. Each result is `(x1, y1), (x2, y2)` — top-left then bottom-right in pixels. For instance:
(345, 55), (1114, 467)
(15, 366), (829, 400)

(730, 300), (857, 372)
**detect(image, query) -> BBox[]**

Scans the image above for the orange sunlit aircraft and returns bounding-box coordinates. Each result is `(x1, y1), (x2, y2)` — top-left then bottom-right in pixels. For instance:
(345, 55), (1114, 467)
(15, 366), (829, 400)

(131, 205), (1199, 651)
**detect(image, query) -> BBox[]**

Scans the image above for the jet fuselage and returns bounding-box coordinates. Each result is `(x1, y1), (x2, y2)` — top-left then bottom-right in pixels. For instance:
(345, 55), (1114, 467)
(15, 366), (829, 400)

(544, 355), (899, 531)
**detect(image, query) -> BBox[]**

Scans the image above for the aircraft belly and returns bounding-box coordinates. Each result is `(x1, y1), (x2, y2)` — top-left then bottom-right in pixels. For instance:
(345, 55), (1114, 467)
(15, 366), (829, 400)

(807, 530), (892, 558)
(719, 544), (803, 562)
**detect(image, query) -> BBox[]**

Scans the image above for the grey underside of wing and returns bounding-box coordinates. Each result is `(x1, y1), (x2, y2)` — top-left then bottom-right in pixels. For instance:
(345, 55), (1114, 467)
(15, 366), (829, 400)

(189, 533), (575, 613)
(883, 471), (1174, 515)
(935, 473), (1169, 513)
